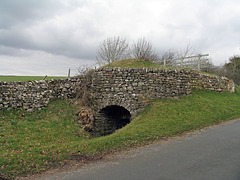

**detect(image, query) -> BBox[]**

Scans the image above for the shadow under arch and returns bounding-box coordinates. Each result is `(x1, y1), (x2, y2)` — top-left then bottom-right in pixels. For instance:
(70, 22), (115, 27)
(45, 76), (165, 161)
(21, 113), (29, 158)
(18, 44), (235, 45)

(94, 105), (131, 136)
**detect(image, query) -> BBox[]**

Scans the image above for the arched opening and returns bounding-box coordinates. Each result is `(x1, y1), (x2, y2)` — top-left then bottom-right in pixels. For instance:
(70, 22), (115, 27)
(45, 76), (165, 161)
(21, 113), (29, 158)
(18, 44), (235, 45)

(94, 105), (131, 136)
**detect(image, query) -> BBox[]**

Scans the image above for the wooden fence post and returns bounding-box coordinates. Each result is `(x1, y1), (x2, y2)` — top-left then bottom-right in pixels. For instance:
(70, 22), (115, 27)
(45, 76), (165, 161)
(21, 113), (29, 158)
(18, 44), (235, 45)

(68, 69), (71, 77)
(181, 57), (184, 67)
(198, 54), (201, 70)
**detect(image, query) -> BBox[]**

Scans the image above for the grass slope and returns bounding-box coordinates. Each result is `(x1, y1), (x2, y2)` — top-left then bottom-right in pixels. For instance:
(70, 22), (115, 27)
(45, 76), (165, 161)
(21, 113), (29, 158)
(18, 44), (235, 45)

(103, 59), (168, 68)
(1, 87), (240, 178)
(103, 59), (194, 70)
(0, 76), (67, 82)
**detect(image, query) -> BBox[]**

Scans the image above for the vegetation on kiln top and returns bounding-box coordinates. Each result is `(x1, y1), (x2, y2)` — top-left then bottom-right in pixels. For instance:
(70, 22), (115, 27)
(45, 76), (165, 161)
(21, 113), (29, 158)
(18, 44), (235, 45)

(102, 59), (217, 76)
(103, 59), (192, 70)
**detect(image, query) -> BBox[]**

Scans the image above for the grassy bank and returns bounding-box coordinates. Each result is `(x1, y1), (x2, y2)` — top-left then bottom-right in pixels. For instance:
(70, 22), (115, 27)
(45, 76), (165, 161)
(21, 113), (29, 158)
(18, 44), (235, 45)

(103, 59), (166, 68)
(103, 59), (194, 70)
(0, 76), (67, 82)
(1, 86), (240, 179)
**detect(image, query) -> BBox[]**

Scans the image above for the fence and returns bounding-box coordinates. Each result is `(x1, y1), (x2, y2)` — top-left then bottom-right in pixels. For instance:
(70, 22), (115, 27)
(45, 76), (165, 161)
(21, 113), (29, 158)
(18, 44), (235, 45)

(163, 54), (210, 70)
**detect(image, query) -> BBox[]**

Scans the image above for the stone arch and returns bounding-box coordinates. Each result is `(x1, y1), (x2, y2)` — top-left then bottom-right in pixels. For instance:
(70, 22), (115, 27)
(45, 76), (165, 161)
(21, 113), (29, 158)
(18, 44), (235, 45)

(94, 105), (131, 136)
(94, 98), (141, 118)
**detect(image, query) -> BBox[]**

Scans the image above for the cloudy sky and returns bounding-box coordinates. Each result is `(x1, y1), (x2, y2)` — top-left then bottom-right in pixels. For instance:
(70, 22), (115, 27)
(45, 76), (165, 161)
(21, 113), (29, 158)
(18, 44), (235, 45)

(1, 0), (240, 76)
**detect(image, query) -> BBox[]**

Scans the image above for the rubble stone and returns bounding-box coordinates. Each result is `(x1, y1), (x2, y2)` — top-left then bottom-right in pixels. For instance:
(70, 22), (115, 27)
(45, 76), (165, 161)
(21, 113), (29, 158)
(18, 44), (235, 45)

(0, 68), (234, 114)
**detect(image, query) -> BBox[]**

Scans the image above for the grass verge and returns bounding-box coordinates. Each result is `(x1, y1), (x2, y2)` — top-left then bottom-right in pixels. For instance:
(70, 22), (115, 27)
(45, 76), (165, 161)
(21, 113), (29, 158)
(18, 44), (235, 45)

(1, 86), (240, 179)
(0, 76), (67, 82)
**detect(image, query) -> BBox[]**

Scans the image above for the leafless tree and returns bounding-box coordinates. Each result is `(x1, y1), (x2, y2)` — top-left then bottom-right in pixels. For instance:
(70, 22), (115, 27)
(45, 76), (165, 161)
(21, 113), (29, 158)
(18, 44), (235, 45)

(131, 38), (158, 61)
(161, 43), (199, 68)
(96, 36), (130, 65)
(177, 43), (195, 59)
(167, 43), (195, 67)
(77, 64), (95, 76)
(161, 50), (176, 60)
(157, 49), (176, 66)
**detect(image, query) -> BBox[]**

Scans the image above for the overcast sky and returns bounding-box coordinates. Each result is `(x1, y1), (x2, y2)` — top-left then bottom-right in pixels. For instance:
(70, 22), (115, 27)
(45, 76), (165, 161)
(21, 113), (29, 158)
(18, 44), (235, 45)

(1, 0), (240, 76)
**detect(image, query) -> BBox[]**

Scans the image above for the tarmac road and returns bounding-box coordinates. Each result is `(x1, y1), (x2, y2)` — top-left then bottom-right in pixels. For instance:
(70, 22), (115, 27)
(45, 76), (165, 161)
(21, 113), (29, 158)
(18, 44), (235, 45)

(38, 119), (240, 180)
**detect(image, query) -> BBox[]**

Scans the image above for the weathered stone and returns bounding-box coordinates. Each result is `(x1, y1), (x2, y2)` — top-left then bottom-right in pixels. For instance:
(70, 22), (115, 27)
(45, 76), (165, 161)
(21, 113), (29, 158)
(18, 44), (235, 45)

(0, 68), (234, 113)
(27, 109), (33, 113)
(77, 107), (94, 132)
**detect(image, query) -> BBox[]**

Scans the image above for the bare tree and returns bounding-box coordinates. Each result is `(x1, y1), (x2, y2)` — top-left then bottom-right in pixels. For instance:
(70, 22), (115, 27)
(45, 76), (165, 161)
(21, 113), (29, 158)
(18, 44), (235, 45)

(131, 38), (158, 61)
(161, 50), (176, 60)
(177, 43), (195, 59)
(96, 36), (130, 65)
(77, 64), (95, 76)
(157, 49), (176, 66)
(161, 43), (200, 68)
(168, 43), (195, 67)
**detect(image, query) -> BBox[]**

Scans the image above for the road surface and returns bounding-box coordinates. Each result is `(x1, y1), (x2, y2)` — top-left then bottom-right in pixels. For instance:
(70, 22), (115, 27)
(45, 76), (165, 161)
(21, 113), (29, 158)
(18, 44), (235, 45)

(37, 119), (240, 180)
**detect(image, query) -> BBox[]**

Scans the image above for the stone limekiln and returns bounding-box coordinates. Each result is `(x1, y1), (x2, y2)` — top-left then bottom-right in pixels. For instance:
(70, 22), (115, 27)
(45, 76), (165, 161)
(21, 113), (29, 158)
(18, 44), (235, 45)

(0, 68), (235, 135)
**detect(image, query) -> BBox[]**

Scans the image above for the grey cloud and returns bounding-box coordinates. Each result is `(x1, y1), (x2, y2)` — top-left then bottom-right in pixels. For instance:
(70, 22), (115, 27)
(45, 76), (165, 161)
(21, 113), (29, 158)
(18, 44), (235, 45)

(0, 0), (68, 28)
(0, 46), (20, 56)
(0, 46), (39, 58)
(0, 51), (95, 76)
(1, 0), (240, 75)
(0, 0), (102, 60)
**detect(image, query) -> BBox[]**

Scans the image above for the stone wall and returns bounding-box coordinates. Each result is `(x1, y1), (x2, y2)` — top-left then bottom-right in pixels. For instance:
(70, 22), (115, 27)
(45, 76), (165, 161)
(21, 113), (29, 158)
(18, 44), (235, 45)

(191, 73), (235, 93)
(91, 68), (234, 114)
(0, 77), (84, 112)
(0, 68), (235, 113)
(92, 68), (192, 116)
(90, 67), (234, 135)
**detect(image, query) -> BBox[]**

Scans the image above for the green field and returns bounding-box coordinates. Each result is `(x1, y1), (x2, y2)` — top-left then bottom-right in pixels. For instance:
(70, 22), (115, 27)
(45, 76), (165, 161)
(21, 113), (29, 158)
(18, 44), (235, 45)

(1, 87), (240, 179)
(0, 76), (67, 82)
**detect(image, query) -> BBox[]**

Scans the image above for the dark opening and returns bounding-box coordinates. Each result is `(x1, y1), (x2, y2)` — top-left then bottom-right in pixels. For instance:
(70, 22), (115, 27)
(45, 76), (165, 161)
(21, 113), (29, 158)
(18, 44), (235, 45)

(95, 105), (131, 136)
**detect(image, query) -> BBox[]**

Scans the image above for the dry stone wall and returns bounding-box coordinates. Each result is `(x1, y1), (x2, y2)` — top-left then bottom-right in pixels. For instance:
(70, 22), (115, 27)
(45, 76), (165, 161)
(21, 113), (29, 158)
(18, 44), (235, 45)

(0, 77), (84, 112)
(191, 73), (235, 93)
(91, 67), (234, 135)
(92, 68), (193, 116)
(0, 68), (235, 113)
(92, 68), (234, 113)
